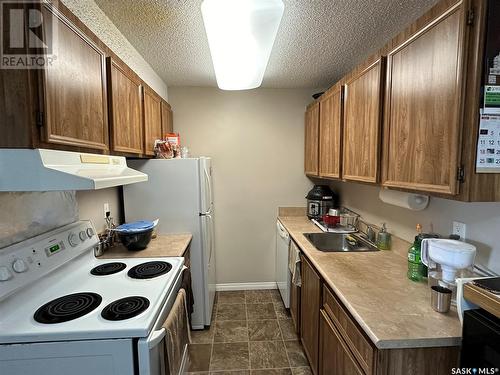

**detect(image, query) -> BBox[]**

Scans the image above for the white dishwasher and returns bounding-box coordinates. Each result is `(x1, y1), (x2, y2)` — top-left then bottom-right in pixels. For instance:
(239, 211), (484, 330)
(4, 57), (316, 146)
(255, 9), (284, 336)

(276, 220), (291, 308)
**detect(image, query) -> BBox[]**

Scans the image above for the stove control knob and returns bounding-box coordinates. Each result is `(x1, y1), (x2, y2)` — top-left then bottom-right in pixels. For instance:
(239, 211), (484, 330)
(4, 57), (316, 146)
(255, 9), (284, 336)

(86, 228), (94, 238)
(12, 259), (28, 273)
(68, 232), (79, 247)
(0, 266), (12, 281)
(79, 231), (87, 242)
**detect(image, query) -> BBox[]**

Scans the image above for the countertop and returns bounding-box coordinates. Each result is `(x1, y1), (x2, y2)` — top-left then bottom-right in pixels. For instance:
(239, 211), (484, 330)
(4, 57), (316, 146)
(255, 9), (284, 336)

(98, 233), (192, 259)
(278, 215), (462, 349)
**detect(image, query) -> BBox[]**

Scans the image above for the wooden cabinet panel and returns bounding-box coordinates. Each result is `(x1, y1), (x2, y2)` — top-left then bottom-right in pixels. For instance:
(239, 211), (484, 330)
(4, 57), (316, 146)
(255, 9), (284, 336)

(41, 4), (108, 151)
(290, 282), (301, 335)
(300, 255), (321, 374)
(107, 58), (143, 154)
(343, 59), (384, 183)
(319, 86), (342, 179)
(143, 88), (162, 156)
(376, 346), (459, 375)
(161, 100), (173, 135)
(323, 286), (375, 374)
(382, 1), (466, 195)
(305, 102), (320, 176)
(319, 309), (364, 375)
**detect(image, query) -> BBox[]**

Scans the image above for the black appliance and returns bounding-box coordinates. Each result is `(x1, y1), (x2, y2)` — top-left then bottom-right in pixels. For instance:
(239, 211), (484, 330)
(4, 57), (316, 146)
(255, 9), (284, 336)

(460, 308), (500, 370)
(305, 185), (337, 219)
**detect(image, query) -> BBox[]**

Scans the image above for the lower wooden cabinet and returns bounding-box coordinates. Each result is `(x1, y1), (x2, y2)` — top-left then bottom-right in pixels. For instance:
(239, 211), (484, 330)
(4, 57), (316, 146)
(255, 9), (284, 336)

(300, 255), (321, 374)
(290, 281), (301, 334)
(294, 253), (460, 375)
(319, 309), (364, 375)
(323, 286), (375, 374)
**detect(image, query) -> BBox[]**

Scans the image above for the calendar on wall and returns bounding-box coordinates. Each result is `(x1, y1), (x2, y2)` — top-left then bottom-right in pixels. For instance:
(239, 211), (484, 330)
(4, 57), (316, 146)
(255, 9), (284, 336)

(477, 0), (500, 173)
(476, 113), (500, 173)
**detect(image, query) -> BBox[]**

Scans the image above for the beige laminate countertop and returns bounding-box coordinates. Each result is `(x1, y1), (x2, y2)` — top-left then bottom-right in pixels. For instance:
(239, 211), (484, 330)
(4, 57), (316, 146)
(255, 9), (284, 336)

(98, 234), (192, 259)
(278, 215), (462, 350)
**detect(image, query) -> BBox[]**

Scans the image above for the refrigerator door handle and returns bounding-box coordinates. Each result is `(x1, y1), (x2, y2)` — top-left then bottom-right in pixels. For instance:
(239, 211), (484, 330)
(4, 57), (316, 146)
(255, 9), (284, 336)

(204, 166), (213, 214)
(206, 214), (214, 266)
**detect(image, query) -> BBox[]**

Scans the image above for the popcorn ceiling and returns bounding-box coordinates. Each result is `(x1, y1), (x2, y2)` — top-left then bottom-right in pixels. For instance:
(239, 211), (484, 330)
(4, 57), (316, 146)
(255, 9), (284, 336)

(93, 0), (438, 89)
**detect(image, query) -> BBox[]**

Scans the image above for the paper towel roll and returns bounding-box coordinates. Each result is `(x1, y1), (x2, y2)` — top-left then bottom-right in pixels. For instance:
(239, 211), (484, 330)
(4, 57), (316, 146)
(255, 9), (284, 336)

(378, 189), (429, 211)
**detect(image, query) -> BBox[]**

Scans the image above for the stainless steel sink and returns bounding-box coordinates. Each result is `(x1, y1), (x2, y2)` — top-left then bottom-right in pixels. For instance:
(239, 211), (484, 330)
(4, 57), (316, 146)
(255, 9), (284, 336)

(303, 232), (379, 252)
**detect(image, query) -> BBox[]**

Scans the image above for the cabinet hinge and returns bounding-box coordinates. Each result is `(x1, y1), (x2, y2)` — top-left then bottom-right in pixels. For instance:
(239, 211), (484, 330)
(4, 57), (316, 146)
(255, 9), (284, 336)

(466, 8), (475, 26)
(457, 166), (465, 183)
(36, 111), (44, 128)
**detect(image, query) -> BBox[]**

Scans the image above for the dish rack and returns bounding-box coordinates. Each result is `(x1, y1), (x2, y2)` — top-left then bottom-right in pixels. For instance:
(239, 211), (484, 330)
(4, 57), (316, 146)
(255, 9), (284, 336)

(311, 207), (360, 233)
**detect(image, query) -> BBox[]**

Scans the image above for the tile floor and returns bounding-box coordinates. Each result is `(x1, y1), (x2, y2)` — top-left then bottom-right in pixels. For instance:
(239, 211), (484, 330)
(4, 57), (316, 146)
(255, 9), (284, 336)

(185, 289), (313, 375)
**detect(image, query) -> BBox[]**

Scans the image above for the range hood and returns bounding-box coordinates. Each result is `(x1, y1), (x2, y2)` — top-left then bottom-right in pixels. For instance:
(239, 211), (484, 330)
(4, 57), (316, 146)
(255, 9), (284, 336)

(0, 149), (148, 191)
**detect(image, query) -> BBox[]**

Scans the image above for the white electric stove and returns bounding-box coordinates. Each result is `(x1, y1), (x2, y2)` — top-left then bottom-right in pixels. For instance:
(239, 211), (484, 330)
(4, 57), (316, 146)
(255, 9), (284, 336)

(0, 221), (185, 375)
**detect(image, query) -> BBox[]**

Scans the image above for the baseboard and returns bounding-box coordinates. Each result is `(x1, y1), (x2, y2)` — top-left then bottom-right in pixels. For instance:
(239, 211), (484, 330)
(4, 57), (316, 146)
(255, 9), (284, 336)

(215, 282), (277, 291)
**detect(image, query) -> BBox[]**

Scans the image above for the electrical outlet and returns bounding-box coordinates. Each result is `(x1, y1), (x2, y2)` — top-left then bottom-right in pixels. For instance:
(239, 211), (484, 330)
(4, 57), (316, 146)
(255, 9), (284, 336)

(452, 221), (466, 240)
(103, 202), (110, 218)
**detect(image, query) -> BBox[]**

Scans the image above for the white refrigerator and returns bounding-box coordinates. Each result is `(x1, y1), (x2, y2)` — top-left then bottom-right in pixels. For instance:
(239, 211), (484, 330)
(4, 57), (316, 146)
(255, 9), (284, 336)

(123, 158), (216, 329)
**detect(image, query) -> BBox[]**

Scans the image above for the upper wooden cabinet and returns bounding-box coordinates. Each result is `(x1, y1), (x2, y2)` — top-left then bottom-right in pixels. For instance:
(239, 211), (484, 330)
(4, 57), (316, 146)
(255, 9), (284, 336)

(318, 85), (343, 179)
(382, 0), (467, 195)
(41, 4), (109, 151)
(143, 87), (162, 156)
(107, 57), (143, 155)
(342, 59), (384, 184)
(161, 100), (174, 135)
(1, 1), (173, 160)
(305, 102), (320, 176)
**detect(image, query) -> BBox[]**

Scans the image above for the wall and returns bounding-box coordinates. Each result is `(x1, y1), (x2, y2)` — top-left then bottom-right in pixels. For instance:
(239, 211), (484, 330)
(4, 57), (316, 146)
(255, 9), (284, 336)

(169, 87), (314, 284)
(61, 0), (168, 100)
(329, 181), (500, 274)
(76, 188), (122, 233)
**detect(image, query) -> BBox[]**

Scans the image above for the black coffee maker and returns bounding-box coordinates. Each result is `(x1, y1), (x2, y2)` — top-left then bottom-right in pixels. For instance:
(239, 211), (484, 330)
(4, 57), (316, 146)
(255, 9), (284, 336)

(305, 185), (338, 219)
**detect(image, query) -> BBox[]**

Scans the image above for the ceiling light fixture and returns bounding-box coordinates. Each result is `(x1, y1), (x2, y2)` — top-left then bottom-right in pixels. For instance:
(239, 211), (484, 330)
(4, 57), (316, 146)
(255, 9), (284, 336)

(201, 0), (284, 91)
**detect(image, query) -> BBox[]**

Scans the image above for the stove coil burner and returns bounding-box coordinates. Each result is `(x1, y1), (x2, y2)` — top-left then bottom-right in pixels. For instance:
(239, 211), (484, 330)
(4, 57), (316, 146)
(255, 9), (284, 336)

(101, 296), (150, 321)
(34, 292), (102, 324)
(127, 261), (172, 279)
(90, 262), (127, 276)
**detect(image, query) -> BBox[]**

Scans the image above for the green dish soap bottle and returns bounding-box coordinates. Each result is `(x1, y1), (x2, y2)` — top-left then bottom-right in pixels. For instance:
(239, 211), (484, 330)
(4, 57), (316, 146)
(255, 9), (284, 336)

(407, 224), (423, 282)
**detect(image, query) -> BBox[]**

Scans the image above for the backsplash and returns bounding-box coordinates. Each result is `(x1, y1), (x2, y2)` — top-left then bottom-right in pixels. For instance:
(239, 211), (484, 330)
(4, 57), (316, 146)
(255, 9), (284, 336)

(0, 192), (78, 248)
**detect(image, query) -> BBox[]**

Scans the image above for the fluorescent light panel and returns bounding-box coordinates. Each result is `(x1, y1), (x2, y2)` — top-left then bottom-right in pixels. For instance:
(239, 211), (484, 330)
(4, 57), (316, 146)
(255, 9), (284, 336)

(201, 0), (284, 90)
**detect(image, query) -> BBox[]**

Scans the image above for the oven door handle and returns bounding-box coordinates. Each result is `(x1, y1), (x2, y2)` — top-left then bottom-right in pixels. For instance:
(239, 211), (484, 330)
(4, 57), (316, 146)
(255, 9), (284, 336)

(146, 264), (188, 349)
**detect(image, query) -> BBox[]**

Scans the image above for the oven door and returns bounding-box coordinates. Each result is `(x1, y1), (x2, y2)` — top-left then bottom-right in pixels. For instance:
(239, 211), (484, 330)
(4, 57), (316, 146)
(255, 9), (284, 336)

(137, 266), (186, 375)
